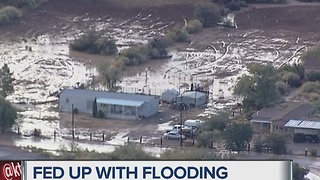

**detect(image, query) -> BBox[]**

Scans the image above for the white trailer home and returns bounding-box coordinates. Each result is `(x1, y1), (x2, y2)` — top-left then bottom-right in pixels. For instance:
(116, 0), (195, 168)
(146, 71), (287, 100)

(59, 89), (160, 120)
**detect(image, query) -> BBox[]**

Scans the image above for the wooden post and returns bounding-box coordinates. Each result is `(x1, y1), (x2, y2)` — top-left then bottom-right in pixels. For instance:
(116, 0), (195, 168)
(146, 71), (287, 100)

(160, 138), (163, 146)
(17, 125), (20, 137)
(90, 133), (92, 141)
(140, 136), (142, 144)
(210, 141), (213, 148)
(53, 130), (57, 141)
(102, 133), (105, 142)
(192, 139), (195, 146)
(127, 137), (130, 144)
(71, 104), (75, 140)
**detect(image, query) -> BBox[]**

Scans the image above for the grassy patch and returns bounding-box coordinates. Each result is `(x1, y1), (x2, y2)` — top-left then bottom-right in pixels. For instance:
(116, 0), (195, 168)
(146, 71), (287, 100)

(69, 50), (116, 67)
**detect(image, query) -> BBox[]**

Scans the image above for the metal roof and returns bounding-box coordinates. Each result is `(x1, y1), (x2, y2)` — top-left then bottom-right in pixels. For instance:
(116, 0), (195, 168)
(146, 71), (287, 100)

(60, 89), (158, 102)
(97, 98), (144, 107)
(181, 91), (207, 99)
(285, 119), (320, 130)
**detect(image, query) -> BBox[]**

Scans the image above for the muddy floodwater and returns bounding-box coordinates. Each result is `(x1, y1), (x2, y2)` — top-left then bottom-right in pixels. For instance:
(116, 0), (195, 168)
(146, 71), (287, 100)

(0, 13), (318, 154)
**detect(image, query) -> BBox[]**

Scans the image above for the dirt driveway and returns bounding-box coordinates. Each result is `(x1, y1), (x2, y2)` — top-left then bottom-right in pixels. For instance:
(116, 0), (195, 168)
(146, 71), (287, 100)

(58, 104), (205, 141)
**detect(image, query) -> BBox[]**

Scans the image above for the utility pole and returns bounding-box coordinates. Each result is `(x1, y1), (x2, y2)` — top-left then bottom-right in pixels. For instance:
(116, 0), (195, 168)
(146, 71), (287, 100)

(145, 69), (148, 87)
(92, 75), (95, 90)
(71, 104), (75, 140)
(178, 73), (181, 94)
(179, 95), (183, 147)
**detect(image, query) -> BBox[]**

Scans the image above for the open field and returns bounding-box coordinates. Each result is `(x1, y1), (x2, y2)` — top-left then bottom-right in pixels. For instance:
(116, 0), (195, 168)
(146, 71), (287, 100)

(0, 0), (319, 160)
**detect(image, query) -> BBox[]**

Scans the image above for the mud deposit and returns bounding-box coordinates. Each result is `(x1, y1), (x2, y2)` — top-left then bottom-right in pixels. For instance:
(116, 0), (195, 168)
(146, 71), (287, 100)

(0, 0), (320, 153)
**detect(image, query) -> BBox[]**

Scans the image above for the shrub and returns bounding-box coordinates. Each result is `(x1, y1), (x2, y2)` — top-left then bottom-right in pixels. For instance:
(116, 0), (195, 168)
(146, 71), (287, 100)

(196, 131), (214, 148)
(184, 19), (203, 34)
(0, 6), (22, 25)
(253, 140), (263, 153)
(267, 133), (287, 155)
(194, 4), (221, 28)
(239, 1), (248, 7)
(164, 29), (188, 43)
(307, 92), (320, 102)
(226, 2), (241, 11)
(306, 71), (320, 82)
(94, 37), (118, 55)
(276, 81), (290, 95)
(283, 72), (302, 88)
(70, 31), (118, 55)
(164, 31), (178, 45)
(97, 109), (105, 118)
(32, 128), (42, 137)
(300, 81), (320, 94)
(147, 37), (169, 59)
(120, 45), (149, 66)
(310, 149), (318, 156)
(112, 58), (126, 70)
(301, 43), (320, 61)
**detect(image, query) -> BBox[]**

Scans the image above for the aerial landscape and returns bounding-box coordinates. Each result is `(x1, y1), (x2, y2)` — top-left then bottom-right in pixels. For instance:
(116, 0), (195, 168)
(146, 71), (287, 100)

(0, 0), (320, 179)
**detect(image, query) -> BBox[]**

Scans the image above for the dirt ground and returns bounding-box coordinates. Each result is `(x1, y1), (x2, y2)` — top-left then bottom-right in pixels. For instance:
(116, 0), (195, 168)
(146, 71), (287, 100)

(1, 0), (320, 152)
(59, 104), (205, 139)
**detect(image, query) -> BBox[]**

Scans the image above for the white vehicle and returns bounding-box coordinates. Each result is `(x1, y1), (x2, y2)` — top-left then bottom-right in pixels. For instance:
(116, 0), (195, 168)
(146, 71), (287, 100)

(172, 124), (192, 131)
(163, 131), (186, 140)
(184, 119), (204, 128)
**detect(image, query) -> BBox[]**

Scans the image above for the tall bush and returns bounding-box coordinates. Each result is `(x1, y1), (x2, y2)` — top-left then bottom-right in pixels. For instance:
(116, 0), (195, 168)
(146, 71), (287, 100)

(184, 19), (203, 34)
(70, 31), (118, 55)
(194, 4), (221, 28)
(0, 6), (22, 25)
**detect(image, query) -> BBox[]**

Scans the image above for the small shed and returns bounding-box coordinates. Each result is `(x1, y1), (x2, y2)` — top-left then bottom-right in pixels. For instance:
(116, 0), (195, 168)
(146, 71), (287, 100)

(181, 91), (207, 107)
(161, 89), (179, 103)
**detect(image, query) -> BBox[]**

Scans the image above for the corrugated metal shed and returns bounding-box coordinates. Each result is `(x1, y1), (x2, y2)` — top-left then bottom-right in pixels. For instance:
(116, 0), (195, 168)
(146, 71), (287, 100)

(284, 120), (302, 127)
(285, 119), (320, 130)
(97, 98), (144, 107)
(60, 89), (157, 102)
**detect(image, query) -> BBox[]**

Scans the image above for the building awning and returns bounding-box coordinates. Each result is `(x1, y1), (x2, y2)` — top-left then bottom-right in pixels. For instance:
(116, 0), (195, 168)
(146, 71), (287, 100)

(97, 98), (145, 107)
(251, 119), (271, 124)
(285, 119), (320, 130)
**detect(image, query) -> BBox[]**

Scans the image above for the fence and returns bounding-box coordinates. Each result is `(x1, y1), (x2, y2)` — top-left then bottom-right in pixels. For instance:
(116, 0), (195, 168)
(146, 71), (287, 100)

(17, 128), (219, 149)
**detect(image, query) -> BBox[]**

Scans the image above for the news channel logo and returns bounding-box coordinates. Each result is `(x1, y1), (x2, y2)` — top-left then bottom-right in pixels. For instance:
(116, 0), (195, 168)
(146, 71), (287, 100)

(0, 161), (22, 180)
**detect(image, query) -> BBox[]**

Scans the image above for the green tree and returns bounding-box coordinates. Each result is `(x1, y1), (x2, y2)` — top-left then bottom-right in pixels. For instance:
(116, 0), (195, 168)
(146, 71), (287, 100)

(234, 63), (279, 111)
(223, 122), (253, 153)
(203, 111), (230, 131)
(0, 97), (17, 133)
(196, 131), (215, 148)
(283, 72), (301, 88)
(278, 63), (304, 80)
(0, 63), (15, 98)
(275, 81), (290, 96)
(306, 71), (320, 82)
(148, 37), (168, 59)
(97, 62), (122, 92)
(92, 97), (97, 118)
(267, 133), (287, 154)
(293, 163), (309, 180)
(194, 4), (221, 28)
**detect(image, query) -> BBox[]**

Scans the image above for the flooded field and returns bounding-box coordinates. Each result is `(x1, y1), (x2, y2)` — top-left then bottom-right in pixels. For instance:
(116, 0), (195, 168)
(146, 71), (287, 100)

(0, 11), (318, 153)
